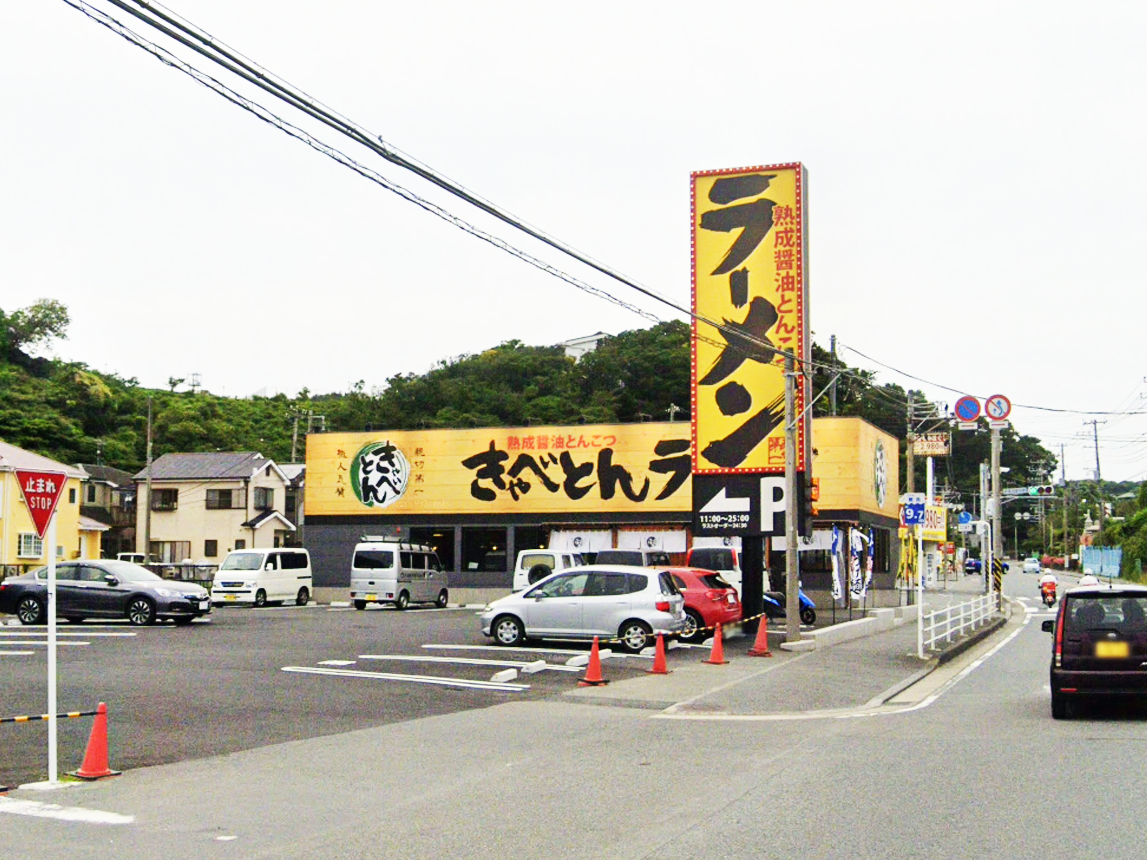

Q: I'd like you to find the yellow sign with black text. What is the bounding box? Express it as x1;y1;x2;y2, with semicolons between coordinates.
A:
691;163;808;474
306;424;692;517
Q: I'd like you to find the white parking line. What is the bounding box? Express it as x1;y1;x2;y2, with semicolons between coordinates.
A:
359;654;582;673
0;650;35;656
0;631;136;638
0;797;133;824
281;665;529;691
0;641;89;647
421;643;651;659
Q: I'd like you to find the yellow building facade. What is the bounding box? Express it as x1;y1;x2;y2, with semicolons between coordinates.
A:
0;440;101;576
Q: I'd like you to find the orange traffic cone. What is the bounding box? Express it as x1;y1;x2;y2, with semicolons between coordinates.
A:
748;614;774;657
70;702;121;780
647;633;670;675
703;623;729;665
578;637;610;686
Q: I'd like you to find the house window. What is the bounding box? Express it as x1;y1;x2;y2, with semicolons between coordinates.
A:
254;487;274;511
151;489;178;511
69;488;77;504
206;489;245;509
205;539;218;558
86;484;96;503
18;533;43;558
235;539;246;550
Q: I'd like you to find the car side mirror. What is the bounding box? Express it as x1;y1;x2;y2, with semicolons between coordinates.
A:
1041;620;1054;633
104;575;119;587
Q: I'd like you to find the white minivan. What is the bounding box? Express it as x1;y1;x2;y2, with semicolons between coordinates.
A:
212;548;313;607
350;540;448;611
511;549;585;592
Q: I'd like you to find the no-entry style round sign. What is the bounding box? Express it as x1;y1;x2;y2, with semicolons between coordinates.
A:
954;396;981;422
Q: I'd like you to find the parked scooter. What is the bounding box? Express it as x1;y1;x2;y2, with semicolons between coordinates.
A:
762;589;817;625
1040;581;1057;608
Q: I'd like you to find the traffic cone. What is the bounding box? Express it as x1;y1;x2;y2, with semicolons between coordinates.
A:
703;623;729;665
647;633;670;675
748;614;774;657
70;702;121;780
578;637;609;686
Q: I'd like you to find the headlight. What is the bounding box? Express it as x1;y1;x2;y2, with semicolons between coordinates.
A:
155;588;184;598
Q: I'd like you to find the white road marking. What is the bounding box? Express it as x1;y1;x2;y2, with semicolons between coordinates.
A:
0;650;36;656
281;665;529;691
0;641;89;647
0;797;133;825
318;659;356;666
0;631;136;638
359;654;581;673
421;643;651;659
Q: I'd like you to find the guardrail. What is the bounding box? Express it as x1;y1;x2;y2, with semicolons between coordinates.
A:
922;594;995;652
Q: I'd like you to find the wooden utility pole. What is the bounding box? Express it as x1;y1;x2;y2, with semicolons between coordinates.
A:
906;391;915;493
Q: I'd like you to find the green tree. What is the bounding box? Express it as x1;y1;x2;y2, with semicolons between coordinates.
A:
5;299;70;354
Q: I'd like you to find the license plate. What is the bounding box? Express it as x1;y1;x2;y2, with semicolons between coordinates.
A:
199;600;209;611
1096;640;1130;658
365;593;378;601
225;595;237;601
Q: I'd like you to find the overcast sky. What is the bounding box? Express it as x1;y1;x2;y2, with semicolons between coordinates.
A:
3;1;1145;482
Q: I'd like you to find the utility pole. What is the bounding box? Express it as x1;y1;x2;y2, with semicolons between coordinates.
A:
1085;420;1105;532
290;412;300;463
829;334;838;416
991;426;1003;564
1061;443;1070;566
906;391;915;493
784;353;800;645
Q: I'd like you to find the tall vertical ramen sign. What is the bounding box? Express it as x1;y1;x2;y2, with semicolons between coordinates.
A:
691;163;809;475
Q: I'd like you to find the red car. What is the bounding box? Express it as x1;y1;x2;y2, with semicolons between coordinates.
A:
669;568;742;642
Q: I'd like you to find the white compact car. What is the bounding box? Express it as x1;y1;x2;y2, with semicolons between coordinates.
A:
480;564;684;653
212;548;313;607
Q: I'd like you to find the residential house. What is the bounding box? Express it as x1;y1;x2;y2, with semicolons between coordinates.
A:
133;452;295;563
77;463;137;558
558;332;609;361
281;463;305;535
0;440;106;577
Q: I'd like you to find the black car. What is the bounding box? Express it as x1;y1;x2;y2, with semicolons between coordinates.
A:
0;560;211;626
1042;583;1147;719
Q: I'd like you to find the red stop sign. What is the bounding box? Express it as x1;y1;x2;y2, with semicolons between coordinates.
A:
15;470;67;539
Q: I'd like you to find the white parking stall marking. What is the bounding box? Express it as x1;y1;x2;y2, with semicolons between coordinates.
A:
0;641;90;647
421;643;651;659
359;654;581;673
0;650;36;656
318;659;356;666
0;797;134;825
281;665;529;692
0;630;137;638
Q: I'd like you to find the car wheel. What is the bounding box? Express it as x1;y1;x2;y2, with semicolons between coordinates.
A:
618;620;653;653
127;597;156;626
394;591;409;611
253;589;267;608
800;607;817;626
296;587;310;606
353;599;367;611
492;615;525;647
16;596;46;625
1051;691;1069;720
682;609;705;643
435;589;449;609
527;563;551;585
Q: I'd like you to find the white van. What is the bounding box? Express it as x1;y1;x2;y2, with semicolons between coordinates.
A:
511;549;585;592
212;548;313;607
350;540;448;611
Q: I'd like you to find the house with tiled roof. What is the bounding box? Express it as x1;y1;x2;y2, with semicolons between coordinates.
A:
77;463;137;558
132;452;295;563
0;440;106;576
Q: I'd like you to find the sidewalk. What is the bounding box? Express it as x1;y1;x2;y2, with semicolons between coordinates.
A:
565;573;1008;716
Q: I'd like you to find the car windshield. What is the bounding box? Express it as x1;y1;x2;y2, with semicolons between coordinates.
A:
221;554;264;571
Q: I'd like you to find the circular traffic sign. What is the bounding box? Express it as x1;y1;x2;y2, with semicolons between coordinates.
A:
985;394;1012;421
954;395;981;422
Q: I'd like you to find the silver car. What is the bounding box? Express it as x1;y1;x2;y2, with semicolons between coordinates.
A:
480;564;685;653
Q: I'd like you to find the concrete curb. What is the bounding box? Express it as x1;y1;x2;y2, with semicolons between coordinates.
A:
935;615;1009;665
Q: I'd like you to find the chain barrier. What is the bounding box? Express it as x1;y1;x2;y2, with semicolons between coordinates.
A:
1;708;98;725
597;609;779;647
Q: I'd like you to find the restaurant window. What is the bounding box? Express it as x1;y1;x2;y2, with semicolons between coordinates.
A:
462;527;507;573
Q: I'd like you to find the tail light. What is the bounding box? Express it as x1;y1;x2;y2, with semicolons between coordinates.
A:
1054;604;1066;668
655;600;671;612
705;589;725;602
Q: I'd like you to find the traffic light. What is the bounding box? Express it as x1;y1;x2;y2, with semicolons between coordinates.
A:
800;474;819;537
1028;485;1054;496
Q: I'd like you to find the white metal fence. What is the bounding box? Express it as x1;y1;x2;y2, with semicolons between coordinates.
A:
922;594;995;652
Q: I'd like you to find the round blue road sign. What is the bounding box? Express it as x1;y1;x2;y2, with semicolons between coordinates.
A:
955;396;981;422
